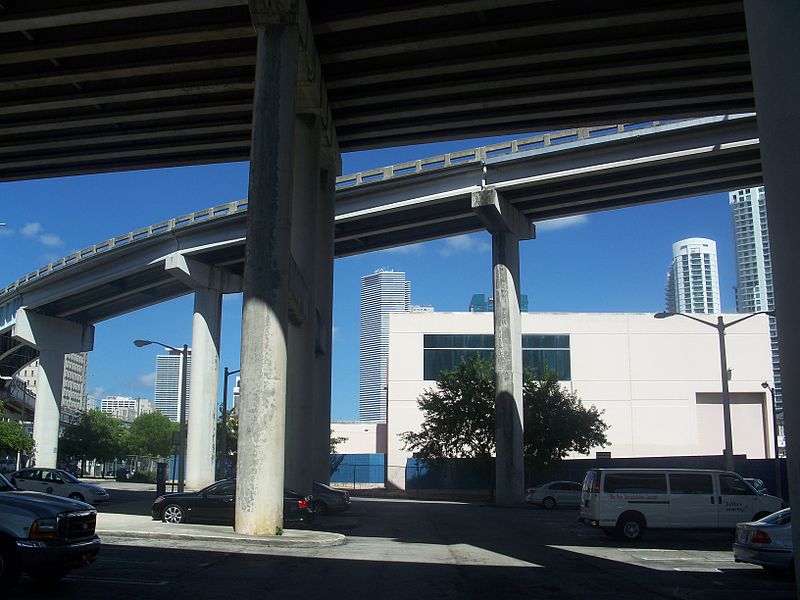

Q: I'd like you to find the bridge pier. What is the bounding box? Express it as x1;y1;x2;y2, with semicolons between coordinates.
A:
472;188;534;505
744;0;800;584
12;310;93;468
165;253;242;490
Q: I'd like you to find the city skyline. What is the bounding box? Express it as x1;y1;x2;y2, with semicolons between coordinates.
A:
0;133;744;422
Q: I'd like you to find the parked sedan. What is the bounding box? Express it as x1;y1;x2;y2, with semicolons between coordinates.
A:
10;467;109;504
311;481;351;514
734;508;793;572
526;481;582;509
151;479;314;526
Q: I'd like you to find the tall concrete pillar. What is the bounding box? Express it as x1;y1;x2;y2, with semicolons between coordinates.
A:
472;189;534;505
12;309;94;467
744;0;800;584
236;14;298;535
165;253;242;490
285;114;322;493
311;163;338;484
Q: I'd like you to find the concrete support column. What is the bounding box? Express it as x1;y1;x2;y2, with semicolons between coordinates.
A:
12;309;94;468
235;18;298;535
472;189;534;506
186;286;222;490
744;0;800;584
285;114;322;493
310;163;337;483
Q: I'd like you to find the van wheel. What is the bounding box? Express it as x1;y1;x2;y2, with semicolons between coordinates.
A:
542;497;557;510
617;512;645;542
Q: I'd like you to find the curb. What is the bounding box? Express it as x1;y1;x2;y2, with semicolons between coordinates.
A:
97;528;347;548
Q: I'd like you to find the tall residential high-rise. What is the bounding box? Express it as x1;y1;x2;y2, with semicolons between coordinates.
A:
665;238;721;314
17;352;89;415
729;186;781;407
154;349;191;423
359;270;410;422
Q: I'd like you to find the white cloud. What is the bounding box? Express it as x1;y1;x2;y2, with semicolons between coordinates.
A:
21;222;42;237
439;234;490;257
332;325;339;341
90;386;106;399
535;214;589;232
39;233;63;247
138;372;156;388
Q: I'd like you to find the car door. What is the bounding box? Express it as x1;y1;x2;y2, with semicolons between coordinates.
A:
563;482;582;506
668;472;715;527
12;469;39;492
198;481;235;524
41;469;67;496
717;473;757;527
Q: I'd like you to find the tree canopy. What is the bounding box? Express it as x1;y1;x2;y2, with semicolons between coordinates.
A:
59;410;127;463
127;411;178;457
400;356;609;466
0;420;34;455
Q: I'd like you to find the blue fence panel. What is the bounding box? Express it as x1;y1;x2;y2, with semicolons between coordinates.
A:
330;453;384;485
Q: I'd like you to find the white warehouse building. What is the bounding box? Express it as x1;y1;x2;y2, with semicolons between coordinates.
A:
386;311;776;490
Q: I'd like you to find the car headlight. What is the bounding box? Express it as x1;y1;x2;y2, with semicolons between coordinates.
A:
30;518;59;540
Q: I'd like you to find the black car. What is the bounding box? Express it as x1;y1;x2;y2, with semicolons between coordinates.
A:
311;481;351;514
150;479;314;526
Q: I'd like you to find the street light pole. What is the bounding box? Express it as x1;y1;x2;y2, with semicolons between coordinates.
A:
133;339;189;492
762;381;783;499
220;367;239;479
654;311;774;473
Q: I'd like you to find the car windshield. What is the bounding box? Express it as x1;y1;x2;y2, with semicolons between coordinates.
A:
59;471;80;483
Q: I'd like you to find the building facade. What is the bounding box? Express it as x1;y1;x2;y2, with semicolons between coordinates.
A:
385;311;776;490
17;352;89;416
359;270;411;422
665;238;721;314
100;395;154;423
154;350;191;423
729;186;781;409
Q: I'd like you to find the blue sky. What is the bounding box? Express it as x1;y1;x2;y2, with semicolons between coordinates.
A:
0;133;737;421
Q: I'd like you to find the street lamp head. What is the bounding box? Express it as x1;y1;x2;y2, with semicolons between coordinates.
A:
761;381;770;390
133;339;153;347
653;312;674;319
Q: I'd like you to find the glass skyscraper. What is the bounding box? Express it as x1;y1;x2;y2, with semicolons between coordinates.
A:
730;186;781;407
154;349;191;423
359;270;410;422
665;238;721;314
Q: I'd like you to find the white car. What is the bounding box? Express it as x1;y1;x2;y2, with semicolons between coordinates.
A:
10;467;109;504
734;508;793;571
526;481;582;509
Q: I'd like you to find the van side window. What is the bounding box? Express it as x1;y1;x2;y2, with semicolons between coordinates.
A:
669;473;713;494
604;474;667;494
719;474;756;495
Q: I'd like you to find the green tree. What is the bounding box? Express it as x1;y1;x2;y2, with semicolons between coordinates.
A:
330;430;348;475
522;370;609;468
59;410;127;466
400;356;609;467
127;411;178;457
0;420;34;455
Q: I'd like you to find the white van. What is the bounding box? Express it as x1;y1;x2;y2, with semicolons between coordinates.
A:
578;468;783;541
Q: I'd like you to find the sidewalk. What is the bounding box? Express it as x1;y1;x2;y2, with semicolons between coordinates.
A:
96;512;346;548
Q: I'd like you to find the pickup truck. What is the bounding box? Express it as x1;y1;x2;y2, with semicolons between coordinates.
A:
0;473;100;587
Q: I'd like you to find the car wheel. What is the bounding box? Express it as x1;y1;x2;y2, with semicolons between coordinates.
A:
617;512;645;542
162;504;185;524
542;497;557;510
313;501;329;515
0;542;20;588
68;492;85;502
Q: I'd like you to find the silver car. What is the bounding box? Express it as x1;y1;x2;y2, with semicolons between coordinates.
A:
10;467;109;504
526;480;582;509
734;508;793;571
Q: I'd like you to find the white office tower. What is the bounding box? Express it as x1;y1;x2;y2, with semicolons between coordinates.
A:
730;186;781;407
154;349;191;423
360;270;410;422
665;238;721;314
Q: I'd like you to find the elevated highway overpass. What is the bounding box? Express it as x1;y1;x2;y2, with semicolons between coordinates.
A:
1;1;798;561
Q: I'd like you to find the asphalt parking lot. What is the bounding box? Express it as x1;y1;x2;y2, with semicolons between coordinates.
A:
9;485;796;600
